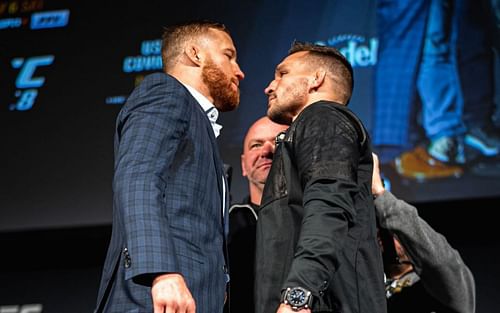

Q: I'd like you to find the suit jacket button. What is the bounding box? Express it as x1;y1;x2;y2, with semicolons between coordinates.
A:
123;248;131;268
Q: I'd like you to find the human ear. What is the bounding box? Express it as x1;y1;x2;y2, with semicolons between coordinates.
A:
241;154;248;177
308;69;326;93
312;69;326;88
184;45;202;66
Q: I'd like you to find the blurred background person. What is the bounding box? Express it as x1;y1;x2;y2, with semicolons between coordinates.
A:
372;153;476;313
373;0;500;180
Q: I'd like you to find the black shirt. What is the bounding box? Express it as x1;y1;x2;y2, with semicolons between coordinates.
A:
225;197;259;313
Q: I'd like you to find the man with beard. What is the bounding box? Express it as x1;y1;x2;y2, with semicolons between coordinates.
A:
95;21;244;313
225;116;288;313
254;42;386;313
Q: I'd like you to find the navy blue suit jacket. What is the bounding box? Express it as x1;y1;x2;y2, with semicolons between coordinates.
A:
95;73;229;313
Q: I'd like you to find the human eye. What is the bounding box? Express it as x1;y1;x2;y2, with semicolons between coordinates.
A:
276;67;288;77
224;49;235;60
250;142;262;149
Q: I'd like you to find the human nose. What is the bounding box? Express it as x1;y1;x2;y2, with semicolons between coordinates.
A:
264;80;276;95
234;63;245;81
260;141;275;158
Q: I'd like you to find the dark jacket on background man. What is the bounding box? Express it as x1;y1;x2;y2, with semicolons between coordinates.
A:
255;101;387;313
225;197;259;313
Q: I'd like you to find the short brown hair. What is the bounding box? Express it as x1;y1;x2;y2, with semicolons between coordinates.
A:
289;41;354;104
161;20;229;71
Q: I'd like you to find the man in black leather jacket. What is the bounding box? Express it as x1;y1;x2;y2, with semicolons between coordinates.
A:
254;42;387;313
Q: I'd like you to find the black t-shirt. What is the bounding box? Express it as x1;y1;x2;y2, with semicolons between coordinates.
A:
225;198;259;313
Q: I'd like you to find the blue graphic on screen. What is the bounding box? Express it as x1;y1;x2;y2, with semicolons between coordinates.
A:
0;17;22;29
105;39;163;105
30;10;70;30
316;35;378;68
123;39;162;73
9;55;55;111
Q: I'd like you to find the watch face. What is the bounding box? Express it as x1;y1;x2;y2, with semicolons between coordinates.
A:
287;288;307;306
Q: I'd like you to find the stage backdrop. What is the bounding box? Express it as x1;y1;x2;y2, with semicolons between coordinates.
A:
1;1;500;313
1;0;499;228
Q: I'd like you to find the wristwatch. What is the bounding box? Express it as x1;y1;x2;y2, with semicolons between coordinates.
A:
281;286;313;311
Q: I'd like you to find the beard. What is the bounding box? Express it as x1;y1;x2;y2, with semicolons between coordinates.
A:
267;78;308;125
202;59;240;112
267;102;294;125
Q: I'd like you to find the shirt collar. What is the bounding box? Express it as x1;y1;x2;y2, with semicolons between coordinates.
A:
181;83;223;137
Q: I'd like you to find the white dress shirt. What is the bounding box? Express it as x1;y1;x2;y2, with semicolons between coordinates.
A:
181;83;226;216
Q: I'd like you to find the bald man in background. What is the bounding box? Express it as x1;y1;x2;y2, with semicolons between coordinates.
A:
225;116;288;313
